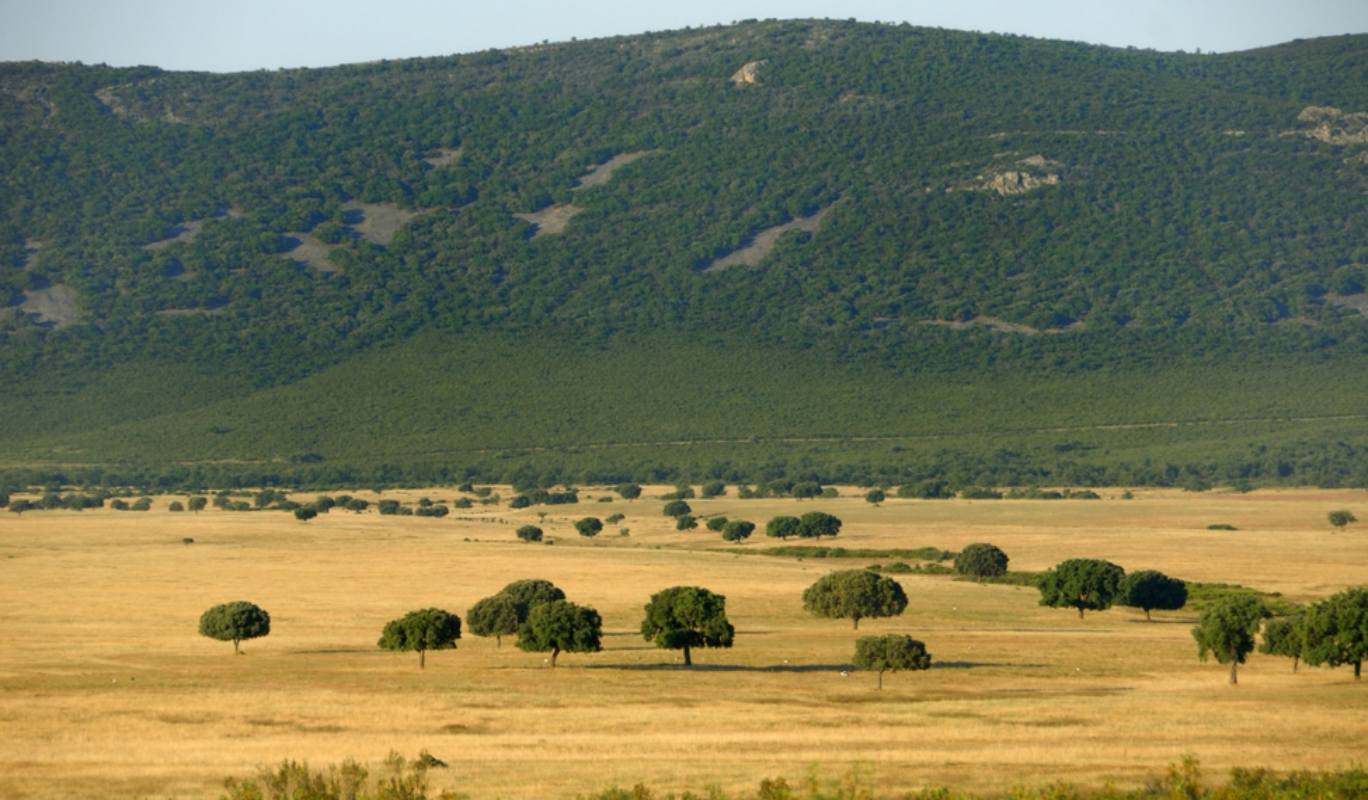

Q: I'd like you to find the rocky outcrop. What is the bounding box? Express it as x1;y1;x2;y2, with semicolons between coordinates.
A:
968;155;1062;195
1295;106;1368;145
730;60;766;86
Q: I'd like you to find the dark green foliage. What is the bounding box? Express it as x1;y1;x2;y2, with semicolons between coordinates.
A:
8;499;35;514
345;498;369;512
1328;510;1358;529
959;486;1003;500
640;586;735;667
615;483;642;500
574;517;603;538
791;482;822;499
509;495;532;509
899;481;954;499
605;512;624;524
796;512;842;539
766;516;800;540
675;514;698;531
131;497;152;511
515;524;543;543
377;608;461;669
661;486;695;501
1119;570;1188;621
168;500;185;512
706;516;728;532
701;481;726;498
953;543;1010;580
662;500;691;518
467;594;520;647
1037;559;1126;619
803;569;908;629
414;504;448;517
720;520;755;543
294;506;317;522
198;601;271;654
1207;524;1238;531
853;634;931;689
1302;587;1368;680
221;752;441;800
517;600;603;667
763;545;952;561
864;489;885;506
499;579;566;620
0;493;7;508
1192;595;1268;685
378;499;402;515
1260;613;1307;672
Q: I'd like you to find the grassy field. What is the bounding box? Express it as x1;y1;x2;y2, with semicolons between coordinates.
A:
1;488;1366;799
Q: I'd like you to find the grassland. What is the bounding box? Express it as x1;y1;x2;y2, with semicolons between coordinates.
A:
1;488;1366;799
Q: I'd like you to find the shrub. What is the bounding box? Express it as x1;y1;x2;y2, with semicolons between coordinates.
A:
676;514;698;531
662;500;691;517
701;481;726;497
953;543;1009;580
516;525;543;543
706;516;729;532
721;520;755;543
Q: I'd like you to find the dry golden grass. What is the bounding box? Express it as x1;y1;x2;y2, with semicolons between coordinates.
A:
1;488;1366;799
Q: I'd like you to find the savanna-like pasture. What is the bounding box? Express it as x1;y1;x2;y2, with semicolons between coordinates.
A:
1;488;1366;799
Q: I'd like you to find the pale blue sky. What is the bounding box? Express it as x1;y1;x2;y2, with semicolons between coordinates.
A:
1;0;1365;72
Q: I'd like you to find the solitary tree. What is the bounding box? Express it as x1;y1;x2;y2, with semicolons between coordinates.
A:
517;600;603;667
294;507;317;522
663;500;692;518
467;594;521;647
574;517;603;538
676;514;698;531
797;512;842;539
864;489;886;506
953;543;1009;581
378;608;461;669
721;520;755;543
168;501;185;512
500;579;567;620
198;601;271;655
641;586;735;666
616;483;642;500
766;516;800;540
1119;570;1188;621
345;498;370;513
1260;613;1307;673
853;634;932;689
1037;559;1126;619
803;570;908;629
1303;587;1368;680
1329;510;1358;530
701;481;727;498
1192;595;1267;685
187;496;208;513
516;525;543;543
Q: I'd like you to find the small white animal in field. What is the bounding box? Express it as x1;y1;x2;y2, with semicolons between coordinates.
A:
840;671;848;678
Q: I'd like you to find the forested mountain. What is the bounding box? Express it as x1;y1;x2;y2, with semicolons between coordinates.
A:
2;20;1366;489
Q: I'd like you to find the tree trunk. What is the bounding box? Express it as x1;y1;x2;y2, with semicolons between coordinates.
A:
551;647;560;668
1356;660;1361;680
853;617;860;630
1293;656;1299;674
419;649;426;670
877;670;884;690
1229;660;1238;685
1077;606;1085;620
683;645;692;667
495;635;501;648
1145;608;1153;622
233;639;240;655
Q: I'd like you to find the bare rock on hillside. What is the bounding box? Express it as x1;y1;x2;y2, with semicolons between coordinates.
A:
730;60;766;85
1295;106;1368;145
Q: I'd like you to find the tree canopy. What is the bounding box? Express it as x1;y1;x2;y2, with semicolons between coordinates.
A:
766;516;800;540
517;599;603;667
1302;587;1368;680
1192;595;1268;685
852;634;932;689
198;601;271;655
803;569;908;629
1037;559;1126;619
1119;570;1188;621
377;608;462;669
1260;613;1307;673
796;512;842;539
953;543;1009;580
640;586;735;666
467;594;521;647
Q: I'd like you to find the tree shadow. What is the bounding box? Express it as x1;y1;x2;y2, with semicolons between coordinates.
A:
586;662;855;673
931;661;1048;670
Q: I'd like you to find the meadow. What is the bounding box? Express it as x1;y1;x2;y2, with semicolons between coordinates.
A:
1;487;1366;799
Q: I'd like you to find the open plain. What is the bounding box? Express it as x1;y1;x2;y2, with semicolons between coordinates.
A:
1;487;1366;799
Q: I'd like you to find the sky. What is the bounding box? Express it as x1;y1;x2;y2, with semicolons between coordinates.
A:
1;0;1365;73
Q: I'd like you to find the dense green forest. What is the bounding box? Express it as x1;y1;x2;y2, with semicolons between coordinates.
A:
1;20;1365;488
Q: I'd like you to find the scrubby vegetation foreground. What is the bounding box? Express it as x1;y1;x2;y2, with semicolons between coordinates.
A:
219;756;1368;800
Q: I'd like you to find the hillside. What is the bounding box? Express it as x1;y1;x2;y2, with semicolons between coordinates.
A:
1;20;1366;488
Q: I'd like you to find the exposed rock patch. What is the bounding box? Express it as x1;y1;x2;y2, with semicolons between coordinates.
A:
924;316;1082;336
703;205;834;272
143;220;204;251
342;202;420;245
515;204;584;238
959;155;1062;196
19;284;78;328
1294;106;1368;145
423;148;462;168
156;307;226;318
1326;293;1368;317
573;151;657;190
730;60;766;86
21;240;44;271
281;234;341;273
